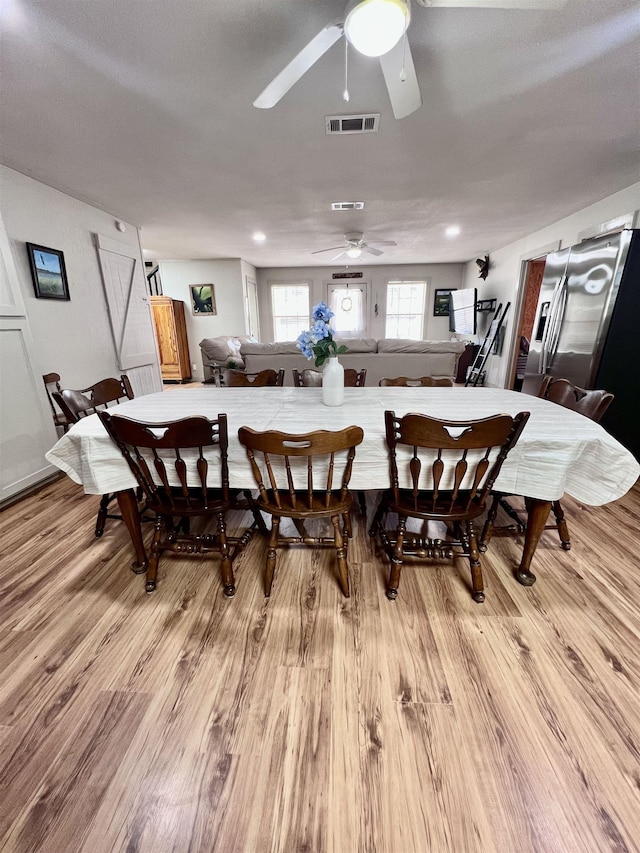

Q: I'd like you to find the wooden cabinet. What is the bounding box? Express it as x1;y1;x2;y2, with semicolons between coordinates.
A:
149;296;192;382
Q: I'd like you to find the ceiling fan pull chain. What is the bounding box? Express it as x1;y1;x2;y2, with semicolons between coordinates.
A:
343;37;350;102
400;5;408;82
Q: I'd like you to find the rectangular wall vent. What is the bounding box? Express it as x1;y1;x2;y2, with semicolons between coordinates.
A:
325;114;380;135
331;201;365;211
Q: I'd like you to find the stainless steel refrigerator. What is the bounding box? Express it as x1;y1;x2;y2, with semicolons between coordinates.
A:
523;228;640;460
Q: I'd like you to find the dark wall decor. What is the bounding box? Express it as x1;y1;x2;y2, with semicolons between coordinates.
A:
189;284;216;315
433;288;456;317
26;243;70;300
476;255;490;280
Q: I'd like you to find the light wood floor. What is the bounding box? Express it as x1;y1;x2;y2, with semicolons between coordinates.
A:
0;475;639;852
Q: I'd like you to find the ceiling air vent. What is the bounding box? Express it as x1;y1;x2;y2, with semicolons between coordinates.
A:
331;201;365;211
325;114;380;135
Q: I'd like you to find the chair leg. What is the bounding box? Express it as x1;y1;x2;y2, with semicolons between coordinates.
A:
552;500;571;550
145;516;164;593
387;515;407;600
264;516;280;597
357;490;367;517
243;489;268;535
292;518;308;538
331;514;350;598
95;493;112;537
467;521;485;603
369;493;388;538
479;493;500;552
216;512;236;597
343;509;353;539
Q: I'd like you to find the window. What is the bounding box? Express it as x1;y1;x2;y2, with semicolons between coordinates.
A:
385;281;427;339
271;284;310;341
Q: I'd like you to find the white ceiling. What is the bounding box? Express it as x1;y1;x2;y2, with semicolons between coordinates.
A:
1;0;639;266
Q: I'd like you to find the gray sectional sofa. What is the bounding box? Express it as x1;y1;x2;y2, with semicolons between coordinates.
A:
200;335;466;386
198;337;465;386
241;338;465;385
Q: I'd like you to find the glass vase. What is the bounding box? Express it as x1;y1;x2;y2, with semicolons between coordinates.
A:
322;356;344;406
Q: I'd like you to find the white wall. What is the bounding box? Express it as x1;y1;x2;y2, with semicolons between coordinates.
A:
0;165;153;389
158;259;247;381
256;263;465;341
461;182;640;388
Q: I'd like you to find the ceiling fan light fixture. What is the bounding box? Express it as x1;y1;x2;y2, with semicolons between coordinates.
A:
346;245;363;259
344;0;410;58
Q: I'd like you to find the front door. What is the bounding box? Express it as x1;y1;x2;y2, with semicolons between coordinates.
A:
325;281;369;338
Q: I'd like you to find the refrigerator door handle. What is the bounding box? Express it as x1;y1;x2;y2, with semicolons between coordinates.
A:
540;277;563;373
547;278;568;369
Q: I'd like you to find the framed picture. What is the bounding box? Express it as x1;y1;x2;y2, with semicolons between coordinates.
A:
190;284;216;315
433;288;456;317
26;243;70;300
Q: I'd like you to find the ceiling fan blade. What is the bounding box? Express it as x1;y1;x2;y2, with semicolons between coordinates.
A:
362;245;384;256
254;22;343;109
330;251;348;262
367;240;397;246
311;245;347;255
379;37;422;120
415;0;565;8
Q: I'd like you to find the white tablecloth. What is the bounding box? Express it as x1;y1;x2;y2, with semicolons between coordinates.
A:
45;387;639;505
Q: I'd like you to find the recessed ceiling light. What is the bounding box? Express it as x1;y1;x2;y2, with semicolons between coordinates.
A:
445;225;461;238
252;232;266;242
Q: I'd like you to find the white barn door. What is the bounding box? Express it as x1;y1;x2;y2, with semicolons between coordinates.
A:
94;234;162;396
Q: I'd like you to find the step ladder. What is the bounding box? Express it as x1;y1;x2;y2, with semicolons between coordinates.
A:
465;302;510;387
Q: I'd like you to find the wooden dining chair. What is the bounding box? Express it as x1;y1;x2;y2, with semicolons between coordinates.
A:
224;368;284;387
480;376;614;551
42;372;70;433
369;409;530;602
238;424;364;597
292;366;368;516
53;375;136;537
292;367;367;387
379;376;453;387
99;411;249;597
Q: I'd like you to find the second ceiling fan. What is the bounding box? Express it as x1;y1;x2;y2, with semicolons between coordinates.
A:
312;231;397;261
253;0;564;120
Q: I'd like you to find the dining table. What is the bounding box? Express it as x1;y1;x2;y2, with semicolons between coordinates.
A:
45;386;640;587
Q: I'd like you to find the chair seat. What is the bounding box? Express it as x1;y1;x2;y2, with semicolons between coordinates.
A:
386;491;486;522
256;491;353;519
148;487;231;517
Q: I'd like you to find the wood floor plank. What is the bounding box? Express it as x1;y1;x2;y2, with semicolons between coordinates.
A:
0;473;638;852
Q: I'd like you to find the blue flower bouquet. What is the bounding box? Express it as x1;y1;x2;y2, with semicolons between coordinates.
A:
296;302;348;367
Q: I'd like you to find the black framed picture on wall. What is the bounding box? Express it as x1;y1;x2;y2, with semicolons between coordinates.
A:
433;288;456;317
189;284;217;315
26;243;70;300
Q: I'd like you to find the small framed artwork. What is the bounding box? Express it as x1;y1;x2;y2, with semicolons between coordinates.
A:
433;288;456;317
26;243;70;300
190;284;216;315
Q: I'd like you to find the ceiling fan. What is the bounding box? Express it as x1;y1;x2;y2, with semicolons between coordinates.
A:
311;231;397;261
254;0;565;120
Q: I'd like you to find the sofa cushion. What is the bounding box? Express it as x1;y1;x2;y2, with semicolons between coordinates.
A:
336;337;378;353
241;341;301;356
377;338;466;354
241;338;377;356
